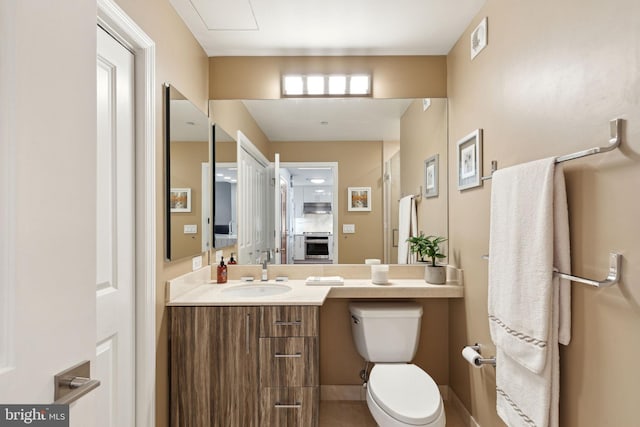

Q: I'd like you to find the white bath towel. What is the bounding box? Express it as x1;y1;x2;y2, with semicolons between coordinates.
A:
488;157;571;427
397;195;418;264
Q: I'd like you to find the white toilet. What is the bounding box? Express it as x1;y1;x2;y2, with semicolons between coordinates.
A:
349;302;445;427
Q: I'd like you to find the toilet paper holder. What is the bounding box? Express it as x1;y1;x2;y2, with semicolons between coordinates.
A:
463;344;496;367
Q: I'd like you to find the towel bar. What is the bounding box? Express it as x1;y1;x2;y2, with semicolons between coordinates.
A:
481;118;623;180
481;252;622;288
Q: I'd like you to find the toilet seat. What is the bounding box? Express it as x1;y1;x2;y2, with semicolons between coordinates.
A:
368;364;442;425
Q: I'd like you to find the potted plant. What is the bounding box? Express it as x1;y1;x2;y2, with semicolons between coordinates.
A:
407;233;447;284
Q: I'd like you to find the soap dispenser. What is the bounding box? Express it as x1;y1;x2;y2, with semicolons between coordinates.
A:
228;253;237;264
217;256;228;284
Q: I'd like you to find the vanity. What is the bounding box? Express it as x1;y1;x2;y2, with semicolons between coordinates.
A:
167;265;463;427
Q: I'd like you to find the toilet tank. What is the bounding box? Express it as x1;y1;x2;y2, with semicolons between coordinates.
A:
349;302;423;363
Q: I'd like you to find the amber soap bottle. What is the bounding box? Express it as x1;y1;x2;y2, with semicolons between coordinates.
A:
217;257;228;284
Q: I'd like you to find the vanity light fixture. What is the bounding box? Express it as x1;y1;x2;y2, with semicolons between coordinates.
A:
282;74;371;97
283;75;304;96
328;75;347;95
306;75;325;95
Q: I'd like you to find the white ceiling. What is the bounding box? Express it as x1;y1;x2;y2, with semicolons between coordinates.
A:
170;99;209;141
169;0;486;56
242;98;414;141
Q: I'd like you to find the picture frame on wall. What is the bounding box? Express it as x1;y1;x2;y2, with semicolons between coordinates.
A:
347;187;372;211
470;17;488;59
457;129;483;191
424;154;439;198
170;188;191;212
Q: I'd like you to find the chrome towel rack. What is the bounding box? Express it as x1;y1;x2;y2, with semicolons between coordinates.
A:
480;118;624;288
481;252;622;288
481;118;623;180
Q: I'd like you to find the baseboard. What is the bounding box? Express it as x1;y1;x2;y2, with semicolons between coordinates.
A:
446;386;481;427
320;385;366;401
321;384;480;427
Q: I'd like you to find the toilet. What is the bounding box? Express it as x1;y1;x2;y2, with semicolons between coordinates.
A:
349;302;445;427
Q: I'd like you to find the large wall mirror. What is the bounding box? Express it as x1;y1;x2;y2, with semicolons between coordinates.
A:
210;98;448;265
164;84;213;261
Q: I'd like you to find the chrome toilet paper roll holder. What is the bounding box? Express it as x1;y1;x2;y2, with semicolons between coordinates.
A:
464;344;496;367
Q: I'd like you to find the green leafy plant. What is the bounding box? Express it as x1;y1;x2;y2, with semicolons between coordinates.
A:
407;233;447;266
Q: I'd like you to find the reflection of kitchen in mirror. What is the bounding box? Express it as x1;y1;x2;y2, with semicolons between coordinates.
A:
164;84;213;261
280;163;337;264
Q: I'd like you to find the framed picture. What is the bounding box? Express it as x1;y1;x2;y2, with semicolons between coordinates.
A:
457;129;483;191
347;187;372;212
470;17;488;59
424;154;439;198
170;188;191;212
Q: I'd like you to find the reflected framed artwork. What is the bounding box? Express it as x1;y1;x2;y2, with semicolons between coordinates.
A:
347;187;371;211
457;129;483;191
170;188;191;212
424;154;439;198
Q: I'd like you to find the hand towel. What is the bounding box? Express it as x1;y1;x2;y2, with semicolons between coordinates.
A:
397;195;418;264
488;157;571;427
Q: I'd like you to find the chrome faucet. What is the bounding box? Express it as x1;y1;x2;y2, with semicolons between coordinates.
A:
261;260;268;281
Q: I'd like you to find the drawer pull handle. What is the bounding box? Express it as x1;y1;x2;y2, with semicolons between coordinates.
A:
274;402;302;409
274;352;302;358
274;320;302;326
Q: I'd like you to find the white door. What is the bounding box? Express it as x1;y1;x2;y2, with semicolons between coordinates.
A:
237;134;270;264
0;1;98;424
201;162;211;253
273;153;281;264
96;26;135;427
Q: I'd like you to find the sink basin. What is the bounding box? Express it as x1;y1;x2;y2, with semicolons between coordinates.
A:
221;283;292;298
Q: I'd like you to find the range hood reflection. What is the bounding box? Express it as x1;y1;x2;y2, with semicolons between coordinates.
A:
303;202;332;214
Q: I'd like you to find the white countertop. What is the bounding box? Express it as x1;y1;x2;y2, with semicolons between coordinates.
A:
167;279;463;306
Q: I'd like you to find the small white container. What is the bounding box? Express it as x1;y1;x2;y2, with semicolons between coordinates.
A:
371;264;390;285
365;258;381;265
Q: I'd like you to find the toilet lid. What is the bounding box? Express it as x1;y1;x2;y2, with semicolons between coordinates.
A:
368;364;442;425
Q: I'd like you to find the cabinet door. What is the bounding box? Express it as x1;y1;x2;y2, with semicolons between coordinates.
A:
171;306;260;427
211;306;260;426
294;236;305;260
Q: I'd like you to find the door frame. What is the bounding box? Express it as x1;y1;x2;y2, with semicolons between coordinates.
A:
280;161;339;263
97;1;156;426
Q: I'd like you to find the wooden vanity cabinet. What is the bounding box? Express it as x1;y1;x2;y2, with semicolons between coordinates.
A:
170;306;260;427
170;305;319;427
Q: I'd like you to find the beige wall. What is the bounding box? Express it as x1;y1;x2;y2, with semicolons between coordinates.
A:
447;1;640;426
210;99;271;156
210;56;447;99
113;1;209;427
320;299;449;387
400;99;448;248
270;140;384;263
169;141;209;259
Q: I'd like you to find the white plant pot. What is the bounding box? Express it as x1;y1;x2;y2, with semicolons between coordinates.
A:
424;265;446;284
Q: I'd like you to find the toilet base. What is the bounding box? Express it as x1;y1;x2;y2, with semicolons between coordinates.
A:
366;385;446;427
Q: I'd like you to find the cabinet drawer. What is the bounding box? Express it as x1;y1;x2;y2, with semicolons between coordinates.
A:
260;387;318;427
260;306;318;337
260;337;318;387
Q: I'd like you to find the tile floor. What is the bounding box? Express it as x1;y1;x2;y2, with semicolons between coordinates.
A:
319;400;466;427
